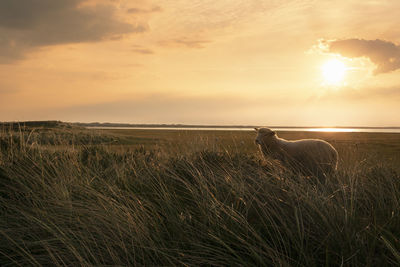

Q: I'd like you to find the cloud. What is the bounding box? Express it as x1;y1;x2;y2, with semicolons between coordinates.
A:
132;48;154;55
0;81;19;95
127;6;162;14
131;45;154;55
0;0;146;63
46;93;298;124
327;38;400;74
159;37;211;49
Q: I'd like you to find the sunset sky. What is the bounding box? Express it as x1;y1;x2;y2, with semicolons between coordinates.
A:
1;0;400;126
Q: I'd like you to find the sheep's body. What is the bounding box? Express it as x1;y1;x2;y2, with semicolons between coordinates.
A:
255;128;338;176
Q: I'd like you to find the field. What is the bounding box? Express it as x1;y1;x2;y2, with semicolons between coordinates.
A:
1;124;400;266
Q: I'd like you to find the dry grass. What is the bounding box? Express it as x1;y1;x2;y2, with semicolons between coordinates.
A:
1;126;400;266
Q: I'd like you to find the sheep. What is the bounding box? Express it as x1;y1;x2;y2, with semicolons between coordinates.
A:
255;128;338;176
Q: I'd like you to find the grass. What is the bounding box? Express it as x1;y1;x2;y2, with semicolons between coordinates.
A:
1;126;400;266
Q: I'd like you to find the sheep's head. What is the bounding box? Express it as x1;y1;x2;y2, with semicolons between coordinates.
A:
254;127;276;146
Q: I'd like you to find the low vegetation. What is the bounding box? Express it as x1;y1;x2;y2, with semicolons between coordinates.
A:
1;125;400;266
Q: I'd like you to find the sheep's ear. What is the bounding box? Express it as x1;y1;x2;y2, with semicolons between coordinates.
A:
254;128;259;132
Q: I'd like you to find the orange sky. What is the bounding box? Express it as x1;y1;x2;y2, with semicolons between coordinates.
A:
1;0;400;126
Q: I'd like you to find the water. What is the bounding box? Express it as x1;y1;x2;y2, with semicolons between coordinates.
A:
87;126;400;133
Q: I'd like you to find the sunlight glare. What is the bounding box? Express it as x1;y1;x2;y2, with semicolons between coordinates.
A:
321;59;347;86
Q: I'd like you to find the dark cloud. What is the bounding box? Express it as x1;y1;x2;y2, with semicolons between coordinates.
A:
0;0;146;63
328;38;400;74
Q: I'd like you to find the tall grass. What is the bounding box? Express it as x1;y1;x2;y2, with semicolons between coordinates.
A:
1;129;400;266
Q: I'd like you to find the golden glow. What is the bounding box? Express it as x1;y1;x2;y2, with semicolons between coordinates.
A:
321;59;347;85
308;128;359;133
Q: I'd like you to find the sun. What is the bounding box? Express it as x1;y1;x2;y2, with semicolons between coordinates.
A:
321;59;347;86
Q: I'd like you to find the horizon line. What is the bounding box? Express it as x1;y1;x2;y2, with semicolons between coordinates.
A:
1;120;400;129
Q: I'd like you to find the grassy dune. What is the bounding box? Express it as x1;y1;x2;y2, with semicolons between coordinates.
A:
1;126;400;266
